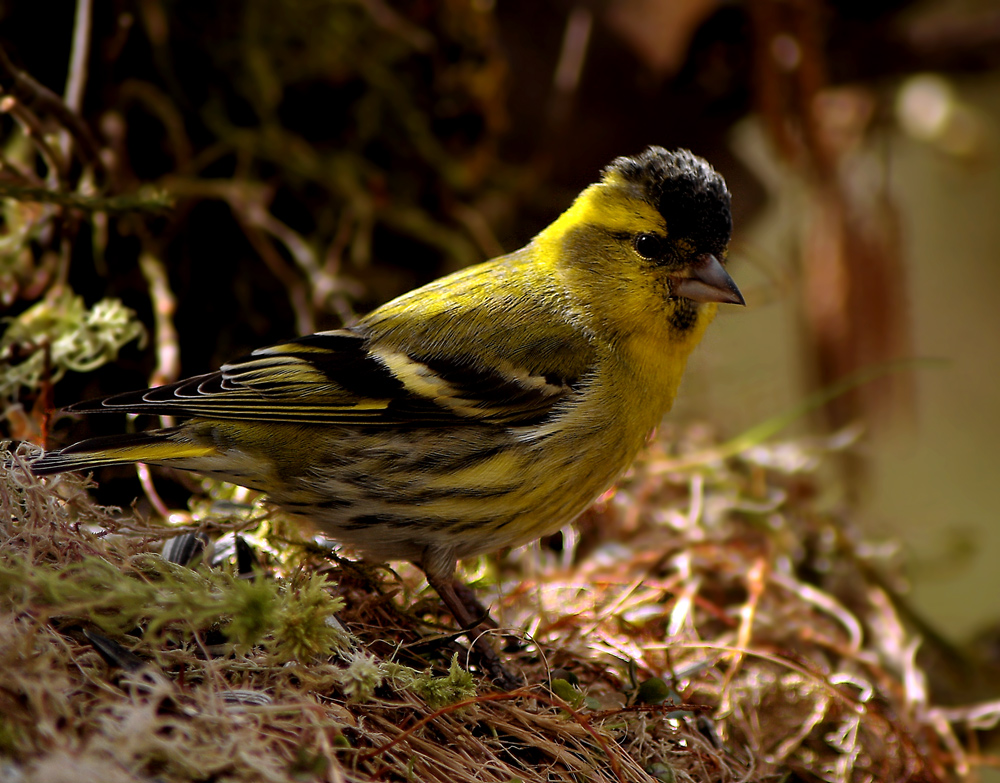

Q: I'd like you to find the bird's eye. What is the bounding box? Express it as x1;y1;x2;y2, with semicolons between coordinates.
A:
634;233;663;260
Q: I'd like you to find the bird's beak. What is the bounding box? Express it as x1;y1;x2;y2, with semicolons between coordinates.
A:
672;253;745;306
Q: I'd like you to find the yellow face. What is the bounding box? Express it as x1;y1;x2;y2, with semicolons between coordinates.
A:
531;165;737;349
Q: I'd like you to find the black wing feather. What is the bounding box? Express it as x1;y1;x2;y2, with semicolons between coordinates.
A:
63;327;581;427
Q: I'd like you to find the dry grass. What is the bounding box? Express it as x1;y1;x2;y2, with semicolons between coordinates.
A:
0;427;990;783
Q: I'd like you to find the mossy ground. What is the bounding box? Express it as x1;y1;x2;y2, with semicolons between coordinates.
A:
0;426;978;783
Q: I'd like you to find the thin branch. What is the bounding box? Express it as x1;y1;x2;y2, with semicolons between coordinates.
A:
0;182;173;214
62;0;93;161
1;96;69;183
0;43;104;175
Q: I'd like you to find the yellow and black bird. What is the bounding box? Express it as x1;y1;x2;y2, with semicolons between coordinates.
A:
33;147;743;674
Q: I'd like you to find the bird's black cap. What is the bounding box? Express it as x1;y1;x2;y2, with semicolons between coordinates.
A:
606;147;732;258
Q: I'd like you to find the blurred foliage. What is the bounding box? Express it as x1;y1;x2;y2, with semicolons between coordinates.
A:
0;293;146;405
0;0;510;457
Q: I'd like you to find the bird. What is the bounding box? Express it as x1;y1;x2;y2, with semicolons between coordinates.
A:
32;146;743;680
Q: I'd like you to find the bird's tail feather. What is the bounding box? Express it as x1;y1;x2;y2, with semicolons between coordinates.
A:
31;429;216;475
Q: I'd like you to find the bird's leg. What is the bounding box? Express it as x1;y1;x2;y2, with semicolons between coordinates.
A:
424;571;522;690
421;547;522;689
450;579;495;628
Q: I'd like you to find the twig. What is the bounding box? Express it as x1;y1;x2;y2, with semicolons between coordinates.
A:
0;182;172;213
0;44;103;174
62;0;93;161
135;462;170;519
1;96;69;183
118;80;193;170
138;252;180;389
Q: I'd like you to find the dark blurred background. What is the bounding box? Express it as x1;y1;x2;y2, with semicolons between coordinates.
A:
2;0;1000;692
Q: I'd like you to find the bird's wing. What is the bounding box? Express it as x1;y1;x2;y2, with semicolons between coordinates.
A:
67;316;594;427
